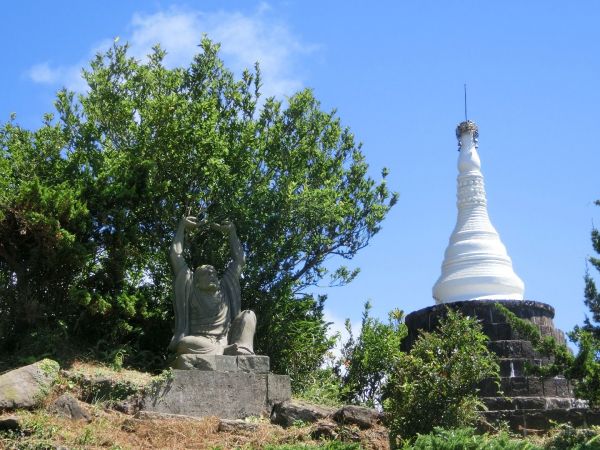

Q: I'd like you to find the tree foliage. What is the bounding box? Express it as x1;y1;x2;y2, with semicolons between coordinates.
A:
0;39;396;381
384;309;499;444
341;301;406;407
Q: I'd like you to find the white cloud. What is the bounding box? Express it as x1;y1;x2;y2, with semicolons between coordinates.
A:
324;309;361;361
28;63;61;84
26;5;313;99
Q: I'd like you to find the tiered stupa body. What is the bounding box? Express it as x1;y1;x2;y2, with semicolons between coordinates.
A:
432;121;524;304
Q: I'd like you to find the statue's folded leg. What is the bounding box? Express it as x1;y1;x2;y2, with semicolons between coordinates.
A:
226;310;256;355
176;334;225;355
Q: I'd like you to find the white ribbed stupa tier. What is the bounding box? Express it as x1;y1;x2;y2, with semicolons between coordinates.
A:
432;121;524;304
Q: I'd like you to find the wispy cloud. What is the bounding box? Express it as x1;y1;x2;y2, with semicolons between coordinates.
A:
324;309;360;361
26;5;313;99
28;63;61;84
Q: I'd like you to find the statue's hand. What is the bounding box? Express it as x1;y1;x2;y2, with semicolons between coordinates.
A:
210;220;234;234
183;216;203;229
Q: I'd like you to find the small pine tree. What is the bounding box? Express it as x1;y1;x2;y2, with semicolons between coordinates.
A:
583;206;600;336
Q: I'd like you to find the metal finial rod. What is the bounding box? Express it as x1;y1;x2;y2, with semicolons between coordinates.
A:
464;84;468;121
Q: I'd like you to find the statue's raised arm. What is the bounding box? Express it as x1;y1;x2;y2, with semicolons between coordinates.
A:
210;221;245;276
210;221;244;319
170;216;203;275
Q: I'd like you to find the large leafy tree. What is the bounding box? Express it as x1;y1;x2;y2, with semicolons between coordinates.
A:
0;39;396;383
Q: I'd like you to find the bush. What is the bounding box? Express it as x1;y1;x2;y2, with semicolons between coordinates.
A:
341;302;406;407
384;309;500;445
401;427;539;450
543;424;600;450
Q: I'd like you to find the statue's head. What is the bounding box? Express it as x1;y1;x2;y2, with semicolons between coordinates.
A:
194;265;219;292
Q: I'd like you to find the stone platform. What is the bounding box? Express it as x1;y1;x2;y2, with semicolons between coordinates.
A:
141;355;291;419
404;300;595;433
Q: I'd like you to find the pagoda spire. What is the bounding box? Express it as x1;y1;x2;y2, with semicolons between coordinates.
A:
432;121;524;304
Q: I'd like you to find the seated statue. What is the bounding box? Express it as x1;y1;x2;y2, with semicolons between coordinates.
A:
168;216;256;356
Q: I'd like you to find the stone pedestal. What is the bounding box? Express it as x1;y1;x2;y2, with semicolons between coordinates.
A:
404;300;593;433
142;355;291;419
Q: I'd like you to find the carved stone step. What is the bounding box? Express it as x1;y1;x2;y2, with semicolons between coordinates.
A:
488;340;537;359
482;408;600;433
480;322;566;343
478;376;574;398
498;358;551;377
481;396;587;411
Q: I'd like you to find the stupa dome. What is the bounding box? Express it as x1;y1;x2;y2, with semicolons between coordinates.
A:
432;121;524;304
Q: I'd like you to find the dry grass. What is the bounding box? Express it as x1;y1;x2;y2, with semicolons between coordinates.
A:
0;408;389;449
65;360;155;386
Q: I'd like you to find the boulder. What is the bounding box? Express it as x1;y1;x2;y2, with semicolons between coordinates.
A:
310;421;338;440
0;359;59;410
332;405;382;429
270;400;335;427
48;393;91;421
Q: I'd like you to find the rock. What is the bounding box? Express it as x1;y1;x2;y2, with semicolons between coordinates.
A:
310;421;338;440
332;405;382;429
270;400;335;427
112;396;141;415
218;419;259;432
48;393;91;421
0;359;59;410
0;415;21;432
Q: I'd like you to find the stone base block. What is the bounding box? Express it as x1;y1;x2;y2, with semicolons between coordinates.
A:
171;354;270;373
141;370;291;419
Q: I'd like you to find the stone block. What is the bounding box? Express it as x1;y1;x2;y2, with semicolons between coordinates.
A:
541;377;571;398
142;369;290;419
477;378;500;396
267;374;292;408
509;377;530;396
237;356;270;373
527;377;544;396
143;370;268;419
500;359;537;377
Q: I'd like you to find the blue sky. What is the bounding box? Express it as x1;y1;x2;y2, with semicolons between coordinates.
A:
2;1;600;341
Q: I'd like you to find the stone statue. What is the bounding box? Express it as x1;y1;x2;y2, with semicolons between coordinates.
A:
168;216;256;356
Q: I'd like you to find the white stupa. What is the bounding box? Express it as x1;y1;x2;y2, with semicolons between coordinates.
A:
432;120;524;304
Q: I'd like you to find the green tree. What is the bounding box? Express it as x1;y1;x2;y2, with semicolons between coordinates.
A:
0;39;396;384
567;202;600;406
0;115;91;355
384;309;499;445
341;301;406;407
582;202;600;337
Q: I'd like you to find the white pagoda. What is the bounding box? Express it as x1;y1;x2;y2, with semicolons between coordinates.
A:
432;120;524;304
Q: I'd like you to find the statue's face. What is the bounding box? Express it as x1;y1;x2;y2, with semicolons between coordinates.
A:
194;265;219;292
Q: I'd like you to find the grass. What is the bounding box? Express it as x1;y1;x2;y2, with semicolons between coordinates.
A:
0;409;384;449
